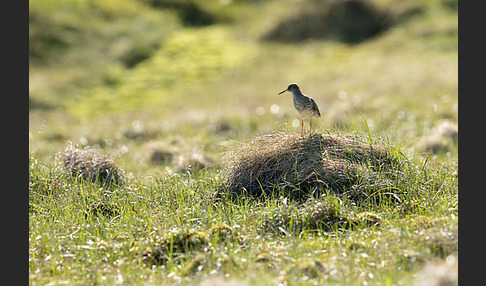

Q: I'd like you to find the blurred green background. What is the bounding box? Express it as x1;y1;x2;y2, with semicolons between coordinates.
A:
29;0;458;175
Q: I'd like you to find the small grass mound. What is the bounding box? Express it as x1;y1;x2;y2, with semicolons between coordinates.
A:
57;143;123;187
209;222;244;245
142;229;211;266
262;0;396;44
261;198;356;235
145;0;219;27
142;224;245;267
222;131;404;202
143;140;212;173
283;258;326;284
85;198;121;218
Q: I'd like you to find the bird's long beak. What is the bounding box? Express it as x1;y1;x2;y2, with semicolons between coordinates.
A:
278;89;288;95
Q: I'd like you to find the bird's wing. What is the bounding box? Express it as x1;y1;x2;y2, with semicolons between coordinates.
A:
309;97;321;116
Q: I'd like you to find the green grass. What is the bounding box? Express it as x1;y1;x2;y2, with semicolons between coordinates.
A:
30;0;457;284
29;143;457;285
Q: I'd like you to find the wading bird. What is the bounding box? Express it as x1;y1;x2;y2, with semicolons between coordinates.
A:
278;83;321;136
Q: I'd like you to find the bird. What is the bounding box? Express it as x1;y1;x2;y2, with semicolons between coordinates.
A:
278;83;321;137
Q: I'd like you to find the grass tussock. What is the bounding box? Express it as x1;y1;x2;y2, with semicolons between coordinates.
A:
261;197;382;236
283;258;326;283
222;131;403;202
261;198;355;235
142;223;244;266
209;222;244;245
142;229;211;266
57;143;123;187
262;0;396;44
85;197;121;218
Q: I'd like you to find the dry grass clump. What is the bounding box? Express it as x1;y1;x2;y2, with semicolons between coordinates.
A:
57;143;123;187
415;120;458;154
413;259;457;286
222;131;402;202
422;229;458;259
143;140;212;173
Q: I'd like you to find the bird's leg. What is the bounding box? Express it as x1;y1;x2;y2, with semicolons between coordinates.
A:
301;117;304;136
309;117;312;137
